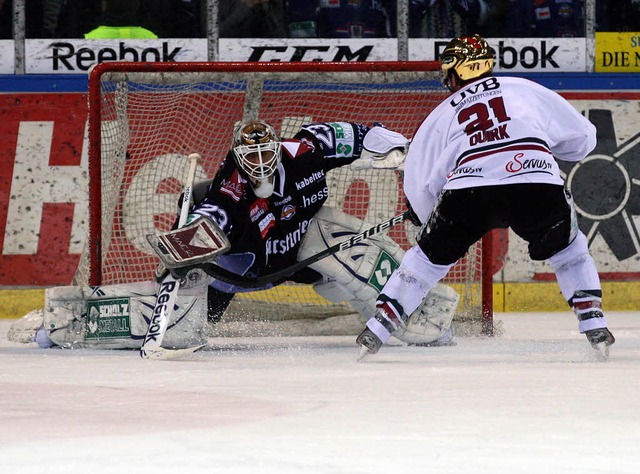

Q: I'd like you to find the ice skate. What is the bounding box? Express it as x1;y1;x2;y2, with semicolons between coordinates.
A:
356;327;383;361
585;328;615;359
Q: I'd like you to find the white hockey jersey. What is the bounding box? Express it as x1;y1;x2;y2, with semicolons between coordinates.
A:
404;76;597;223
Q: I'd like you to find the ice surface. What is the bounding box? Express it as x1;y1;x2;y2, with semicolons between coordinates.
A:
1;312;640;474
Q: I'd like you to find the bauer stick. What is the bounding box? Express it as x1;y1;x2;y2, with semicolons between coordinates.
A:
172;210;411;289
140;153;201;359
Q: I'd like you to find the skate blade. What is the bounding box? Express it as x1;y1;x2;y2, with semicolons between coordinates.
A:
356;345;370;362
593;341;611;361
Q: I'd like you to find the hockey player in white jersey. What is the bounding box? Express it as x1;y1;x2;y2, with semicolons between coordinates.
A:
356;34;615;359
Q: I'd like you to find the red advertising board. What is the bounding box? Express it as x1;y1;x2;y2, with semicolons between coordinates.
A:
0;94;87;285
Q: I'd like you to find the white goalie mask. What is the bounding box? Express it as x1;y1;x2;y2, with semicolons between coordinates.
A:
232;120;282;198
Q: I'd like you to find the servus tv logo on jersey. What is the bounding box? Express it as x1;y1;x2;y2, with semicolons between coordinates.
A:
86;298;132;340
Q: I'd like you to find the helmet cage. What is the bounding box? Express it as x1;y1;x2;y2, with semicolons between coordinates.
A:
232;121;282;180
233;141;282;180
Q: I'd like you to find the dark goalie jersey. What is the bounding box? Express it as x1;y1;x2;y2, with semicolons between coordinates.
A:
190;122;370;293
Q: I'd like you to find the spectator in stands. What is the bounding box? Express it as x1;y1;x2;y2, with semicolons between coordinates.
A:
84;0;158;39
140;0;205;38
33;0;100;38
596;0;640;32
532;0;584;37
410;0;492;38
500;0;584;37
286;0;318;38
219;0;287;38
316;0;396;38
492;0;532;37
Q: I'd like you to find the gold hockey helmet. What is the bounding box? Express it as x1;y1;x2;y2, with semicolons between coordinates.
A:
440;34;495;90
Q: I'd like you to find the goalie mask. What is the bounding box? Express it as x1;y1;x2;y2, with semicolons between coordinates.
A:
232;120;282;198
440;34;495;92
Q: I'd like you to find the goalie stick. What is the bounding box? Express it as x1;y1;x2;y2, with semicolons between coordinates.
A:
141;153;201;359
173;210;411;289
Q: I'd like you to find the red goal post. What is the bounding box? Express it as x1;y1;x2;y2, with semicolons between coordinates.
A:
82;61;494;335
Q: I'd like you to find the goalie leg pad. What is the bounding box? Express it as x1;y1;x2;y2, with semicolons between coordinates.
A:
299;206;404;322
312;278;376;321
43;280;208;350
393;283;460;345
7;309;46;344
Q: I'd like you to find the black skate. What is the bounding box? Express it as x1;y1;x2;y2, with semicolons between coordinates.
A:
356;328;383;361
585;328;615;359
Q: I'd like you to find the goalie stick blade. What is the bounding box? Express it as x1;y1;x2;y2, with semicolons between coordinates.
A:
140;344;207;360
146;216;231;269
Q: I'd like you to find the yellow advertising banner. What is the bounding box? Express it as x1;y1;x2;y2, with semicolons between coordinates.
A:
595;32;640;72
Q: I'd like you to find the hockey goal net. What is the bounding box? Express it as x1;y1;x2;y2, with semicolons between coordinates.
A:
80;61;493;336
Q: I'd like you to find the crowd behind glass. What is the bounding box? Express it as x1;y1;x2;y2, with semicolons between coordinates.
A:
0;0;638;40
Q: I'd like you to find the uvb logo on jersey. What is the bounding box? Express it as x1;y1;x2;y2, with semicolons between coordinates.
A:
86;298;132;340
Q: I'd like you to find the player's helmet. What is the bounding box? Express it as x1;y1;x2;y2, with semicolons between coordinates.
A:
232;120;282;197
440;34;495;91
233;120;282;180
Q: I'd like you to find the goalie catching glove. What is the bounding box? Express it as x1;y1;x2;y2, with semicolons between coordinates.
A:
349;125;410;171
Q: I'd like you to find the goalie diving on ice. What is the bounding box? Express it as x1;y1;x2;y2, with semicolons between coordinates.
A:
147;119;459;348
10;120;460;352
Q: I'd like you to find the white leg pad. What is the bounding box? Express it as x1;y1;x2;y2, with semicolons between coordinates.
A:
7;309;46;344
300;206;404;321
42;280;208;350
393;283;460;345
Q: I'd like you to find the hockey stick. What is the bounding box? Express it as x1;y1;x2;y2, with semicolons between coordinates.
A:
175;210;410;289
141;153;201;359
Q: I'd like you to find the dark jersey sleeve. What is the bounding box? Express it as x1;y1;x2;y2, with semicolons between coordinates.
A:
294;122;370;171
